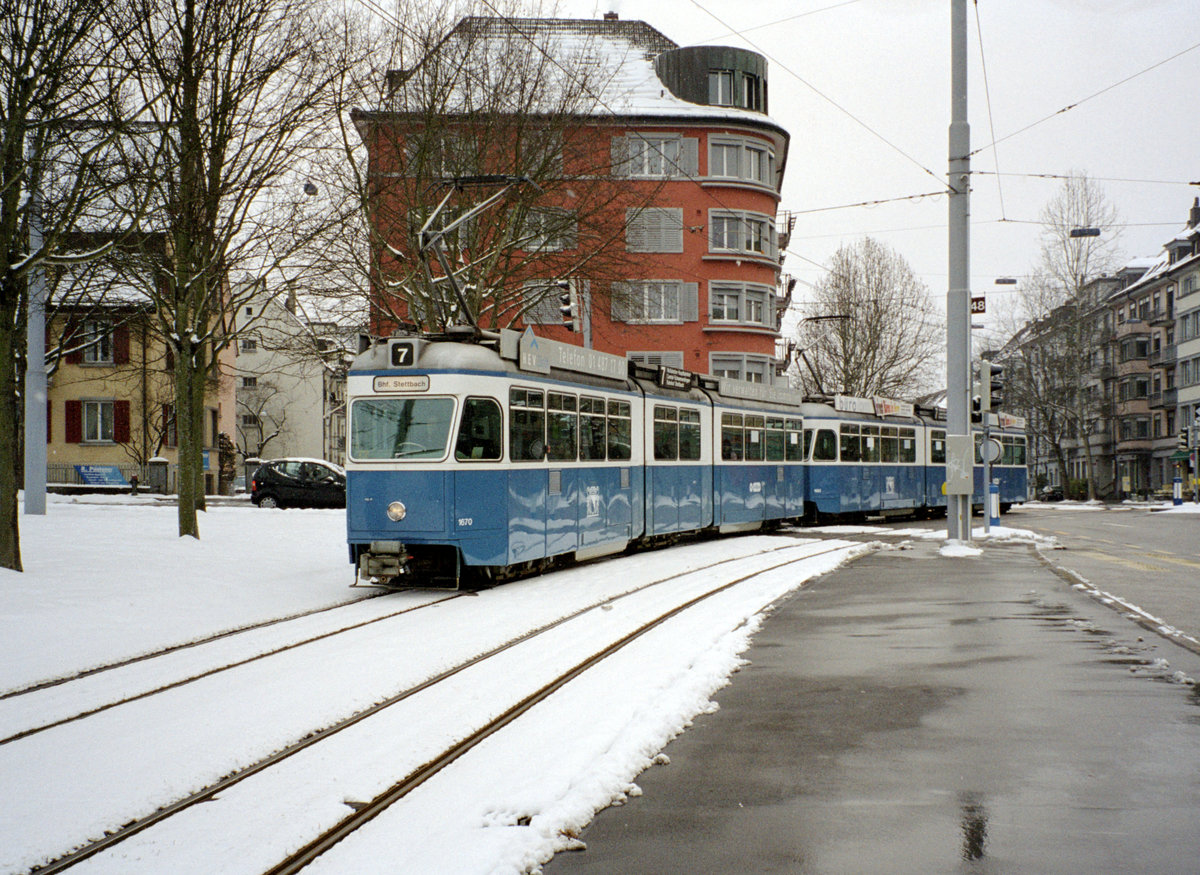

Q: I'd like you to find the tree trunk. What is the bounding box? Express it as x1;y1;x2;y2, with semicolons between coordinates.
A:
175;348;199;539
0;302;23;570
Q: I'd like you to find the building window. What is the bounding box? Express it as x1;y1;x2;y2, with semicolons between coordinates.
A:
709;282;774;328
635;281;681;322
628;135;681;177
711;353;774;384
708;210;776;258
240;337;257;352
626;207;683;253
242;376;258;388
81;319;114;364
612;281;698;324
708;137;775;186
83;400;114;442
742;73;763;111
708;70;734;105
242;413;261;427
519;208;576;252
522;279;573;325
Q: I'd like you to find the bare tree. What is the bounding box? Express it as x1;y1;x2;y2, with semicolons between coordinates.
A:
110;0;351;538
335;3;658;336
999;173;1123;500
789;237;941;400
0;0;137;570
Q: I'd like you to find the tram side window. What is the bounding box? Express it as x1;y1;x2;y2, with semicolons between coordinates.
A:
931;430;946;465
813;429;837;461
880;426;898;463
861;426;881;463
1014;436;1026;466
786;419;805;461
974;433;983;464
899;428;917;463
745;415;765;461
679;408;702;461
455;397;502;461
607;399;632;461
721;413;744;461
510;388;546;461
547;392;577;461
580;396;607;460
840;424;861;462
766;417;785;461
654;405;679;461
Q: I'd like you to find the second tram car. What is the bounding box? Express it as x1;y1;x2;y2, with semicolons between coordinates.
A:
345;330;1028;588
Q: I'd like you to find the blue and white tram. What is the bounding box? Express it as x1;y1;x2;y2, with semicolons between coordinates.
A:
344;329;1027;587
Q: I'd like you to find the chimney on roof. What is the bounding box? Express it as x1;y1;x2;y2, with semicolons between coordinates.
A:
1190;197;1200;229
604;11;619;20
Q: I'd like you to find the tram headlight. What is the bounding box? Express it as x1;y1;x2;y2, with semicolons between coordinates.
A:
386;501;407;522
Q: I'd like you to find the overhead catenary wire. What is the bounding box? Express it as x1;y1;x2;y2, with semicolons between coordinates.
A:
968;37;1200;156
972;0;1006;220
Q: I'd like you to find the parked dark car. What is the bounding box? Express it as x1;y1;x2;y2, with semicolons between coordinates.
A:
251;458;345;508
1040;485;1064;502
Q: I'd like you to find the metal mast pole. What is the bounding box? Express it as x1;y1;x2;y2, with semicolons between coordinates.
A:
946;0;972;542
24;187;47;516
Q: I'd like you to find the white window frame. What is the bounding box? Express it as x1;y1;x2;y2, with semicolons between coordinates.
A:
710;353;776;384
81;319;114;364
82;399;115;442
520;208;575;252
634;281;682;323
708;210;777;259
628;135;681;178
709;282;775;328
708;70;734;105
707;136;775;187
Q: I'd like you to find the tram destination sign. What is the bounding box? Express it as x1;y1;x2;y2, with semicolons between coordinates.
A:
501;328;628;381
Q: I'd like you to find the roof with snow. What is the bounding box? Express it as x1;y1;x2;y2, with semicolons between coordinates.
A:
371;16;786;132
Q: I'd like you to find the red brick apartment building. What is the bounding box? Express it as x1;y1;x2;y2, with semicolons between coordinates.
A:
354;14;792;383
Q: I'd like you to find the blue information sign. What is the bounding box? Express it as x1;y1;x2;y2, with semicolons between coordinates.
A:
74;465;130;487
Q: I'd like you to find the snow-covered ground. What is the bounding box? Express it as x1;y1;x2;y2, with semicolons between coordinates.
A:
1;496;868;874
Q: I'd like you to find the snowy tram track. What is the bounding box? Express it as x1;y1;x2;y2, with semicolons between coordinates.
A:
0;591;392;701
265;542;857;875
0;591;463;745
7;537;864;875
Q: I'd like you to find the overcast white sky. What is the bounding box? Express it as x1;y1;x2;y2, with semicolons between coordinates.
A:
557;0;1200;334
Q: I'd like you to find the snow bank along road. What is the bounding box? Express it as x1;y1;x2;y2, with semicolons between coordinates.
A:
1;533;867;875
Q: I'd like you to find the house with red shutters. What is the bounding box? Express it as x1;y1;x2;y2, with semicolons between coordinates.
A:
44;280;236;494
354;13;792;384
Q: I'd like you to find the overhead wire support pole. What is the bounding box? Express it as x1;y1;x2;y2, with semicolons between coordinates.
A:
946;0;973;543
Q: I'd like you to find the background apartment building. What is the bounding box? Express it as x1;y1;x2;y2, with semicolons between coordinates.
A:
354;14;792;383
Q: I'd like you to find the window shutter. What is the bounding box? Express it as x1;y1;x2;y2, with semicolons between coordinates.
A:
47;401;52;443
681;283;699;322
114;400;130;443
114;324;130;364
610;281;632;323
679;138;699;176
523;282;561;324
65;400;82;443
627;208;683;253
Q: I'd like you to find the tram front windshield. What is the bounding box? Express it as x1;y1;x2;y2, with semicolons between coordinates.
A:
351;397;455;460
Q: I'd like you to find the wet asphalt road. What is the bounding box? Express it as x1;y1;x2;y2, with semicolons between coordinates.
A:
545;538;1200;874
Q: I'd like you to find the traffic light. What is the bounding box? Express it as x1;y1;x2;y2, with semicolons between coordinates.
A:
988;364;1004;411
1182;428;1191;450
557;282;580;332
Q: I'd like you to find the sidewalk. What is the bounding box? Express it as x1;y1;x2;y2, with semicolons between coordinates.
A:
546;539;1200;875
